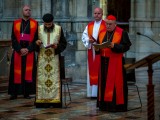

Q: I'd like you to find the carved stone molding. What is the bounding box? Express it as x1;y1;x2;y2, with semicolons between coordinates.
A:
0;40;12;47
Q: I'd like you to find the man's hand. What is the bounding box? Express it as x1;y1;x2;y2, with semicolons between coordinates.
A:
108;42;114;48
20;48;29;56
51;44;58;49
93;46;99;51
36;40;42;46
89;35;96;43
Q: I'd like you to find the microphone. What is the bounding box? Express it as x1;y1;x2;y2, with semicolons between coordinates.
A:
137;32;160;46
137;32;141;35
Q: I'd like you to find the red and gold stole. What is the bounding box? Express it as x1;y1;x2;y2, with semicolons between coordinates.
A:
13;18;37;84
100;27;124;104
87;20;106;85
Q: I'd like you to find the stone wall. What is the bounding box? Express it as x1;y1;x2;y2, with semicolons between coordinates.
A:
129;0;160;82
129;0;160;59
0;0;96;83
1;0;160;83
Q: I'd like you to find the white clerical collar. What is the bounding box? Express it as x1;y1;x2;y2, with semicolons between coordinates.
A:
94;19;102;24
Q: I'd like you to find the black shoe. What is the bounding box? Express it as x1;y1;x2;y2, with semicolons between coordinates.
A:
10;95;17;100
24;95;31;99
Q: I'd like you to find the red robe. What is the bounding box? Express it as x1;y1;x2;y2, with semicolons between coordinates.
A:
87;20;106;85
13;18;38;84
99;27;124;104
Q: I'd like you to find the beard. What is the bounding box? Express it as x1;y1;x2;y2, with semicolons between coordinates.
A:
44;24;54;33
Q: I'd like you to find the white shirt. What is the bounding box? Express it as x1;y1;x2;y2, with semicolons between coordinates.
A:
82;20;102;49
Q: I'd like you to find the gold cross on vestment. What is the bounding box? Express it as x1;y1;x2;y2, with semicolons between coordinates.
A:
45;79;53;87
45;49;52;56
45;64;52;72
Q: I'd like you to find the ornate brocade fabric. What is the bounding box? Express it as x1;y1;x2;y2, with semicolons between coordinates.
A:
36;24;61;103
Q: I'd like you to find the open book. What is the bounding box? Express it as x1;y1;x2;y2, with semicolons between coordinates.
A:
90;35;97;42
41;43;53;49
92;41;111;49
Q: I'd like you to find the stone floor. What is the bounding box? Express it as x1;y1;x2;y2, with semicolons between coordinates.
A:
0;77;160;120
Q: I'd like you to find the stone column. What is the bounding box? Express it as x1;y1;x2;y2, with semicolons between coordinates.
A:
135;0;146;19
0;0;2;18
72;0;88;82
129;0;160;80
155;0;160;18
30;0;41;19
61;0;69;18
23;0;30;5
2;0;19;19
135;0;160;60
130;0;135;20
76;0;87;17
129;0;154;60
129;2;160;119
52;0;70;18
42;0;51;16
0;0;2;39
100;0;107;19
146;0;155;19
129;0;136;34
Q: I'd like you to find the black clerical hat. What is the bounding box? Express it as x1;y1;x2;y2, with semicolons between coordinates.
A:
42;13;54;23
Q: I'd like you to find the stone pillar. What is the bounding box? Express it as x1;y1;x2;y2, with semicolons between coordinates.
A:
30;0;41;19
155;0;160;18
130;0;135;20
129;0;136;34
100;0;107;19
0;0;2;39
129;0;160;83
129;0;159;60
41;0;51;19
0;0;19;39
61;0;69;18
0;0;2;18
23;0;30;5
135;0;146;19
76;0;88;17
146;0;154;19
2;0;19;19
52;0;70;18
71;0;88;82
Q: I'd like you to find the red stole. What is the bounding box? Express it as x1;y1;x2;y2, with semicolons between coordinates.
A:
13;18;37;84
87;20;106;85
100;27;124;104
